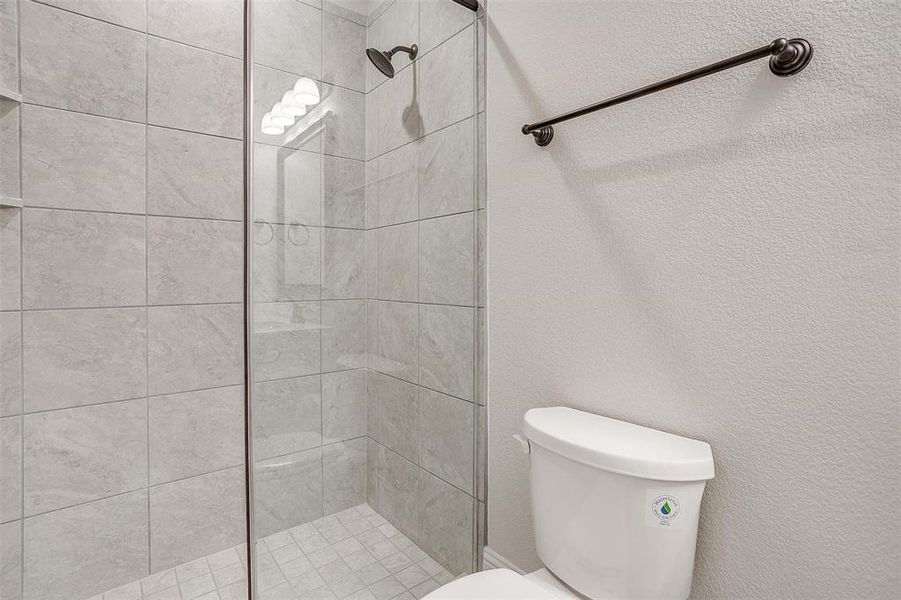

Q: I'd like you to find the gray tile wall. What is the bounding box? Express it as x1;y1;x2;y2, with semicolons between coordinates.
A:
0;2;23;594
360;0;487;577
0;1;247;599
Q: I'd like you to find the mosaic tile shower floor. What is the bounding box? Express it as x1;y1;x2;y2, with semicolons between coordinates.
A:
89;504;456;600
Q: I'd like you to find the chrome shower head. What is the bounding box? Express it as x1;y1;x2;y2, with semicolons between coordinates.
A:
366;44;418;79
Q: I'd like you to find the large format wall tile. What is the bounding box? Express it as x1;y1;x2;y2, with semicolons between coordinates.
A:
0;0;18;93
323;12;365;92
363;13;380;93
148;217;243;305
321;299;366;371
323;438;367;514
0;101;20;202
323;0;368;26
21;106;146;214
0;416;21;522
149;467;245;571
23;400;147;516
0;520;21;600
253;144;322;226
378;142;419;226
23;308;147;412
419;0;474;55
323;228;365;299
418;117;475;219
419;212;474;306
323;155;365;229
377;301;418;383
148;304;243;395
418;470;473;575
365;231;379;301
252;376;321;460
149;386;245;484
148;37;243;139
365;91;379;159
0;312;21;417
148;0;243;58
38;0;146;30
23;490;149;600
419;25;474;136
374;445;419;540
418;388;474;494
254;0;321;78
22;209;146;309
148;127;244;221
252;302;321;381
374;374;418;463
366;157;381;216
253;224;321;302
366;438;378;507
419;304;474;401
378;222;418;301
322;369;366;443
377;65;419;155
322;85;366;161
253;449;322;538
365;299;378;371
0;208;19;311
20;1;146;121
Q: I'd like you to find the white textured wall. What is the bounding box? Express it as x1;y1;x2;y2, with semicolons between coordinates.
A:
485;1;899;598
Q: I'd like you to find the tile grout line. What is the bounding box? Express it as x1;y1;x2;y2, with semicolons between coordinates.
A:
17;204;245;225
16;382;247;418
19;461;246;542
19;100;243;142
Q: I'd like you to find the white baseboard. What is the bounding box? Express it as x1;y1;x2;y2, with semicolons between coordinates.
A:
482;546;525;574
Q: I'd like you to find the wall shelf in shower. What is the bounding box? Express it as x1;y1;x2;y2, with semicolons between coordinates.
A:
0;196;23;209
0;89;22;103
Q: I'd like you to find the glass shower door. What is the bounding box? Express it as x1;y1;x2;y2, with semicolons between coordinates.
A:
247;0;486;597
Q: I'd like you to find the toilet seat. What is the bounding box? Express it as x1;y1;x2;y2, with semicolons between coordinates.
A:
422;568;573;599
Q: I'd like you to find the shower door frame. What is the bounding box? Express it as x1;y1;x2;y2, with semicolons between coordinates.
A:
242;0;257;598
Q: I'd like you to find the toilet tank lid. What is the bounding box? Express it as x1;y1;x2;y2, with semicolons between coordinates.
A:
523;407;715;481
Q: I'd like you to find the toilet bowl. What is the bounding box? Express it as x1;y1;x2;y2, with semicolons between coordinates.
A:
424;407;715;600
425;567;581;599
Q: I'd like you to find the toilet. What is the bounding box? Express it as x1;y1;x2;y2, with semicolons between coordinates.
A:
425;406;715;599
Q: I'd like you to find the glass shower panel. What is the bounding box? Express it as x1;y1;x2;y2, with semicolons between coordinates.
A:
248;0;486;597
0;1;247;599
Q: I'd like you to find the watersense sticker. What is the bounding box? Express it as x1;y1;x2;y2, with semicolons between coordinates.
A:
645;491;683;529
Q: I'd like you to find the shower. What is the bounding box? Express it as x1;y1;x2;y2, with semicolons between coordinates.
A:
366;44;418;78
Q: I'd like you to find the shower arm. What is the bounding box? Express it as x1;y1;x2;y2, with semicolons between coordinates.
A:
521;37;812;147
387;45;417;58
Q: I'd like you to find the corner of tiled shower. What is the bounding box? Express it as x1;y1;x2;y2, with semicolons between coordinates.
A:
0;0;486;599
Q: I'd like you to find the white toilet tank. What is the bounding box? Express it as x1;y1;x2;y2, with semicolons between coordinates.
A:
522;407;715;600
